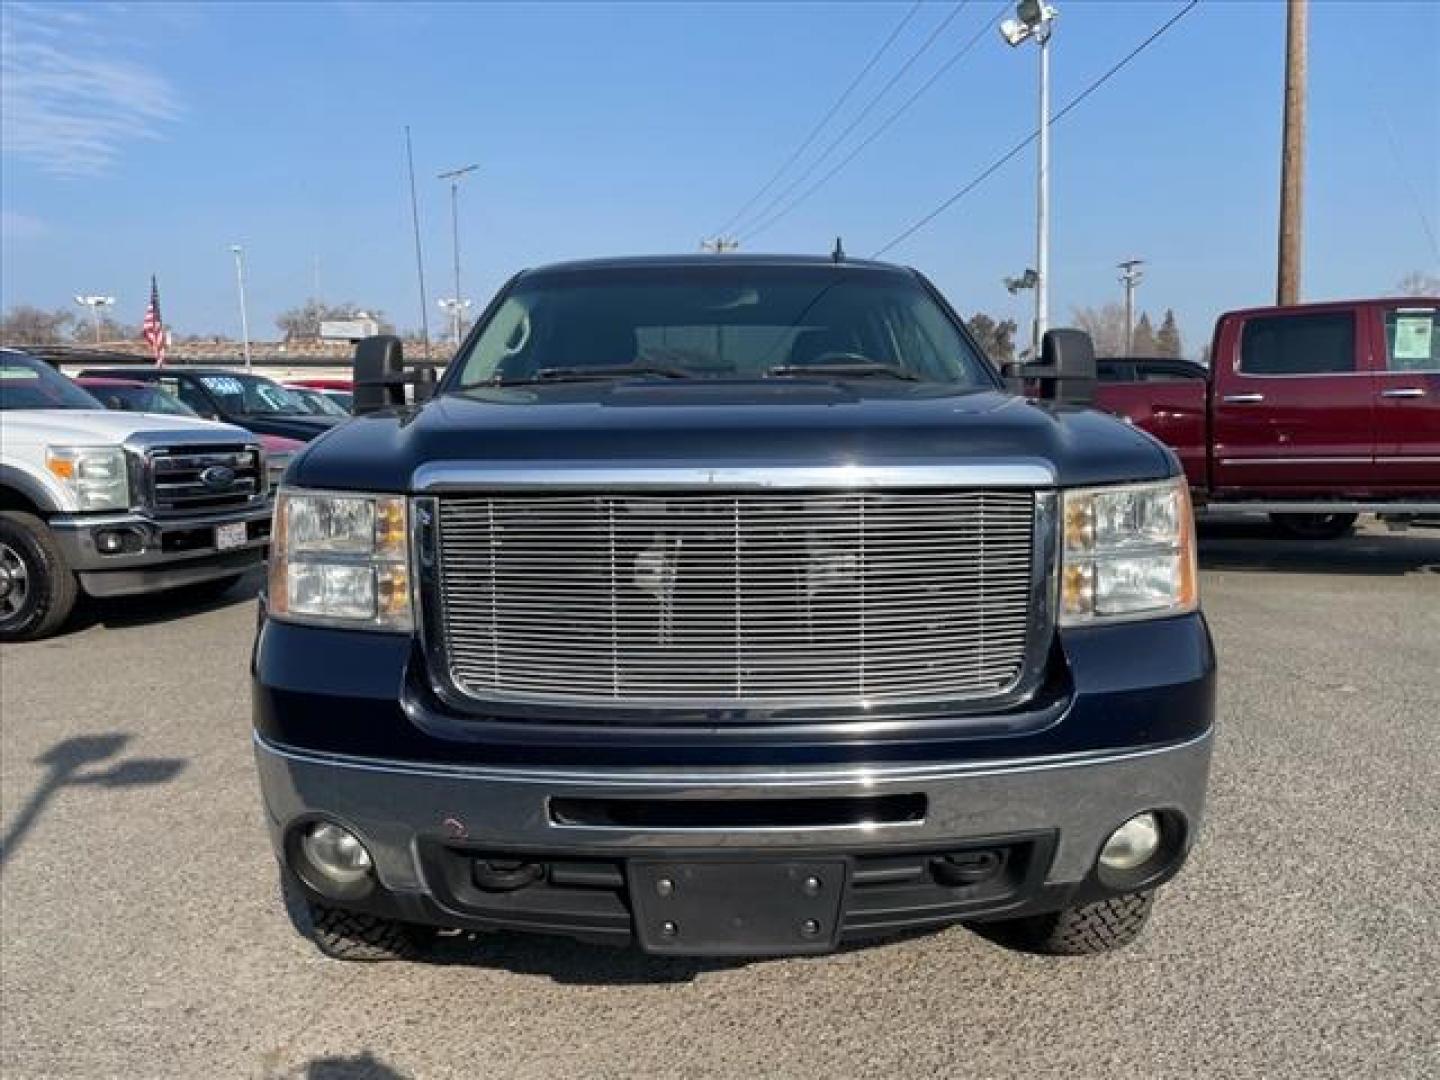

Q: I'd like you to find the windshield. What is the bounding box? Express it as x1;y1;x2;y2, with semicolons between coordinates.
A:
0;352;106;410
91;384;198;416
449;266;995;389
197;373;308;416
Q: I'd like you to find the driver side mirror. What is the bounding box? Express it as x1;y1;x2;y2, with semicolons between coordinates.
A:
1003;329;1096;405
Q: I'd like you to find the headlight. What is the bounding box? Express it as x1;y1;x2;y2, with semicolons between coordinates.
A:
46;446;131;511
268;488;411;631
1060;477;1197;625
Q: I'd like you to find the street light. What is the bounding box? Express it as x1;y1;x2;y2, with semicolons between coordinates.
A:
230;244;253;370
999;0;1057;352
437;298;472;345
74;295;116;344
438;163;480;346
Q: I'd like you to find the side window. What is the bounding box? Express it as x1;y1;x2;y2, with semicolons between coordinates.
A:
1383;308;1437;372
173;380;214;415
1239;312;1356;375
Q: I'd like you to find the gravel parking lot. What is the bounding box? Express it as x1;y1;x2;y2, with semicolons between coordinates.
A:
2;520;1437;1080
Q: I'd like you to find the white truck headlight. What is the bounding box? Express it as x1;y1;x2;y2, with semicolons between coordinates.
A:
46;446;131;511
1060;477;1198;625
268;488;411;631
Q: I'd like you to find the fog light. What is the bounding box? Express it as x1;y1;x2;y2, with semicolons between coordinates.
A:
300;822;373;885
1100;812;1162;871
96;530;124;554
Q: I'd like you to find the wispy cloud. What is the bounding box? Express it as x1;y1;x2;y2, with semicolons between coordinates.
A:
1;210;47;238
1;4;183;176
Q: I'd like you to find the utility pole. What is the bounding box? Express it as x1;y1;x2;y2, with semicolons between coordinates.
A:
1277;0;1307;305
700;237;739;253
230;245;253;370
438;163;480;345
1118;259;1144;356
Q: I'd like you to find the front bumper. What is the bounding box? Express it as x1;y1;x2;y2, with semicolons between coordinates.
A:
50;503;271;597
255;727;1212;953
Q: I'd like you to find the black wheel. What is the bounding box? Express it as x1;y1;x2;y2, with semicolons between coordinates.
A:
990;891;1155;956
304;899;428;961
0;511;78;642
1269;512;1358;540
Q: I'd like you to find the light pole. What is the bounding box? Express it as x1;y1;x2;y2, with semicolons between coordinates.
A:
1000;0;1057;352
74;295;116;343
1118;259;1144;356
437;298;472;345
230;245;253;369
438;163;479;346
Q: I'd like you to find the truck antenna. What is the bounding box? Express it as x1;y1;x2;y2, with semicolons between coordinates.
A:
831;236;846;263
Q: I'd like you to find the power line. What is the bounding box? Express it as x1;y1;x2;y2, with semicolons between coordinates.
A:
872;0;1202;259
740;0;1009;244
710;1;923;241
731;1;970;240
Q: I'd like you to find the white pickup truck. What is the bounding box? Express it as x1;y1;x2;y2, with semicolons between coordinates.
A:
1;348;274;640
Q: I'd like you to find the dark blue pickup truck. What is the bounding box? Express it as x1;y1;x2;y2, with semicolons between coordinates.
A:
252;255;1214;961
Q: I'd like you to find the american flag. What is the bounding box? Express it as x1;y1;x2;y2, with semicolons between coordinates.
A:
142;275;166;366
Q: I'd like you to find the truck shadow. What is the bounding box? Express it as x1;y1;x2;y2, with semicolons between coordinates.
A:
0;733;186;871
67;568;263;633
1197;521;1440;577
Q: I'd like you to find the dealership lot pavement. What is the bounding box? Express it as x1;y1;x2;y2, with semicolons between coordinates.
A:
2;520;1437;1079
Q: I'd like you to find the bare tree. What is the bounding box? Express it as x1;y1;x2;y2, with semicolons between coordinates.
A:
965;312;1019;364
1397;271;1440;297
0;306;75;345
276;299;394;340
72;314;139;343
1070;303;1128;357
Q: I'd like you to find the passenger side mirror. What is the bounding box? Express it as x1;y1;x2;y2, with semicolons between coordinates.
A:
353;335;407;415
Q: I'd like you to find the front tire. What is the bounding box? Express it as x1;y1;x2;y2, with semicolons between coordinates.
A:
0;511;79;642
305;900;426;961
991;891;1155;955
1269;512;1358;540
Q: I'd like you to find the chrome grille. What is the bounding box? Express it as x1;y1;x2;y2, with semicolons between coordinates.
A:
435;490;1037;708
143;445;263;515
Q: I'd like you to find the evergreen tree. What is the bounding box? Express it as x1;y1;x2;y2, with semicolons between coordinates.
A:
1131;312;1158;355
1156;309;1182;358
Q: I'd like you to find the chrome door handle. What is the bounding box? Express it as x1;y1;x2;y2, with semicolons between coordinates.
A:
1380;388;1428;399
1222;393;1266;404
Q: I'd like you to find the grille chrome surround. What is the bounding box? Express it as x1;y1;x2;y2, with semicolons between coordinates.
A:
138;445;265;516
431;490;1043;711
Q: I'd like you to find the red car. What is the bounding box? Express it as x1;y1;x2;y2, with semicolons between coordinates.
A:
1093;298;1439;537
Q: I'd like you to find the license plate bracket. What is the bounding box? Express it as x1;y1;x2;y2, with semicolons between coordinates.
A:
627;859;847;956
215;522;248;550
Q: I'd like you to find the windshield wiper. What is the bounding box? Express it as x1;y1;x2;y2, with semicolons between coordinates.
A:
484;363;695;387
766;361;920;382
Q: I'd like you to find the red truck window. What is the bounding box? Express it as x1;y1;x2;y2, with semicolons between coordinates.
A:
1382;308;1437;372
1239;312;1355;375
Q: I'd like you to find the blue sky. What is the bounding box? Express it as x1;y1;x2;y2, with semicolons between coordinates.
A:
2;0;1436;357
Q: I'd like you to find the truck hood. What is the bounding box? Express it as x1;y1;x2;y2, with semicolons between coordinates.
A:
0;408;256;445
294;381;1175;492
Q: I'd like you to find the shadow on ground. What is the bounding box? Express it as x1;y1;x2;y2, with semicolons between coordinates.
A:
0;734;186;871
292;1052;411;1080
67;569;263;633
1197;521;1440;577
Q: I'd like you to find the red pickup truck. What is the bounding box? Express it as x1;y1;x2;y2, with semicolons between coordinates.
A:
1093;298;1440;537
